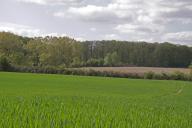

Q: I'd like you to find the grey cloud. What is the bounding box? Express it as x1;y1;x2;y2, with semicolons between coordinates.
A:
163;8;192;19
0;0;191;45
54;0;192;26
54;4;134;24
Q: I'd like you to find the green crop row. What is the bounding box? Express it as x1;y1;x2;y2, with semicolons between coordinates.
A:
0;96;192;128
0;72;192;127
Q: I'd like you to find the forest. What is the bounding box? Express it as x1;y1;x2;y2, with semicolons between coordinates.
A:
0;32;192;69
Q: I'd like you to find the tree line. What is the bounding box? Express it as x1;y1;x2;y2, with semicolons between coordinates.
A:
0;32;192;69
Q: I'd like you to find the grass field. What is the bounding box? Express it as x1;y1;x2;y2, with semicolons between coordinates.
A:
0;72;192;127
81;67;190;74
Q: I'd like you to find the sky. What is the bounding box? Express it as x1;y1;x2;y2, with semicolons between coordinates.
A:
0;0;192;45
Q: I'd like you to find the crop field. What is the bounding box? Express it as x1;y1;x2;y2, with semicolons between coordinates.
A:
0;72;192;127
81;67;190;74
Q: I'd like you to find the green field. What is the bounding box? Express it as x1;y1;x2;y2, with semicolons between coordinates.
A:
0;72;192;128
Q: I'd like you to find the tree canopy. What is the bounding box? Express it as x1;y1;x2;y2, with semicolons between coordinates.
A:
0;32;191;68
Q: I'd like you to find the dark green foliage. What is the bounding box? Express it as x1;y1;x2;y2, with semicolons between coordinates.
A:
144;71;155;79
0;32;192;68
82;41;192;67
104;52;121;66
86;58;104;67
0;56;11;71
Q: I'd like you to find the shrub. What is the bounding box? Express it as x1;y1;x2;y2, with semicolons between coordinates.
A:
152;73;164;80
70;57;81;67
189;63;192;75
86;59;104;67
160;72;171;80
170;71;187;80
0;56;11;71
144;71;155;79
3;65;192;81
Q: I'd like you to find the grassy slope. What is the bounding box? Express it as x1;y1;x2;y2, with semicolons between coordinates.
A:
0;72;192;127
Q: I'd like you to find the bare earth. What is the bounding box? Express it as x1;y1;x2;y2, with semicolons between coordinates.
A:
80;67;190;74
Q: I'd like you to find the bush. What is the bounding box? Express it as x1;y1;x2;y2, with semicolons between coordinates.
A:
152;73;164;80
86;59;104;67
189;64;192;75
0;57;11;71
170;71;187;80
3;65;192;81
160;72;171;80
70;57;81;67
144;71;155;79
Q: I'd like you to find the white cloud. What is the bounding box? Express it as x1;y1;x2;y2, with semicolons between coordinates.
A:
0;22;69;38
90;27;96;32
68;5;104;16
53;12;66;17
0;23;41;37
41;33;67;37
115;23;164;34
17;0;85;5
163;31;192;45
75;37;86;41
0;22;88;41
104;34;120;40
17;0;47;5
40;33;86;41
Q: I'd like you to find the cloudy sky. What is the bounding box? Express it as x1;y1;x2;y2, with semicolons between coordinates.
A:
0;0;192;45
